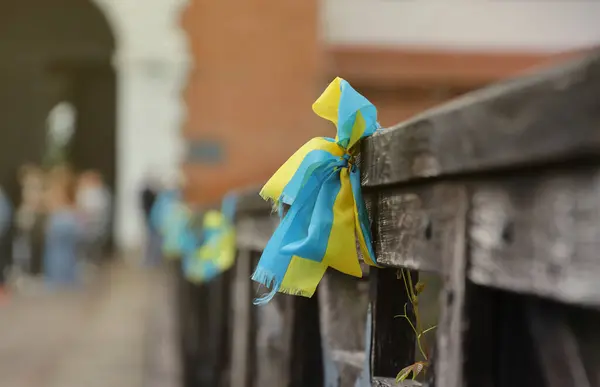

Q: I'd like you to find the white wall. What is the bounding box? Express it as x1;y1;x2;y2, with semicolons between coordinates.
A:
93;0;191;250
323;1;600;52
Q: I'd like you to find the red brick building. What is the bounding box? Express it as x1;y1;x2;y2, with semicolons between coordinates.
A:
180;1;586;205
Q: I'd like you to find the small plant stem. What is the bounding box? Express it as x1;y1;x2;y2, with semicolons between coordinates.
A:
418;325;437;339
416;334;428;361
395;304;418;336
400;268;428;361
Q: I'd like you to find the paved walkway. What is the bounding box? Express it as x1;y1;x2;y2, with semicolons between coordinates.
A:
0;263;181;387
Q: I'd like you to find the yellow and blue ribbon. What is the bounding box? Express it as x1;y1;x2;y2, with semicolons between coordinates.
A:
183;193;237;284
150;189;196;260
251;77;380;304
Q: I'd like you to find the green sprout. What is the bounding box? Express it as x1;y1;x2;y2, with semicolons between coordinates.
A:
394;268;437;383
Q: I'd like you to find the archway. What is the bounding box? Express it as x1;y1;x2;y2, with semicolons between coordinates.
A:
0;0;191;251
0;0;116;203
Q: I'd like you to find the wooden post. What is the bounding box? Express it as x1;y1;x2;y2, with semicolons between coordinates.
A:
318;269;370;386
230;249;253;387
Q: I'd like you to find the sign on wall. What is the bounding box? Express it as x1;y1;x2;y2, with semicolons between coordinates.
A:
187;139;224;164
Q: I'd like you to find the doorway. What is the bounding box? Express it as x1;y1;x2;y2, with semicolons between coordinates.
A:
0;0;116;272
0;0;116;201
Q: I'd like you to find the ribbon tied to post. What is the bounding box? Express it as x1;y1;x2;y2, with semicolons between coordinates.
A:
251;77;381;304
184;193;237;283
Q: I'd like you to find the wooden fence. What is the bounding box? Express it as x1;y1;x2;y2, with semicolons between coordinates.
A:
178;49;600;387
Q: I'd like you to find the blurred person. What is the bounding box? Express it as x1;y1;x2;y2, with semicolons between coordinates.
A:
13;164;46;275
140;174;162;267
43;165;82;288
0;186;12;300
76;170;111;264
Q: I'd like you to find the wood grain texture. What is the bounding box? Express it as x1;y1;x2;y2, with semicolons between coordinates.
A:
361;50;600;187
319;270;370;387
468;166;600;308
249;248;295;387
374;184;466;273
252;292;295;386
433;186;467;387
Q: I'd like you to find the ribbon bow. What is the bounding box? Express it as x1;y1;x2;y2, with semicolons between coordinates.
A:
251;77;380;304
184;193;237;283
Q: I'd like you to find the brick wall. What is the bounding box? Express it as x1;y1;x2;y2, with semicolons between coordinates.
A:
181;5;577;206
181;0;324;205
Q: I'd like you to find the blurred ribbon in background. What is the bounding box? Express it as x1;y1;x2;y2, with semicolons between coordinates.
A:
183;193;237;284
150;189;196;260
150;189;237;284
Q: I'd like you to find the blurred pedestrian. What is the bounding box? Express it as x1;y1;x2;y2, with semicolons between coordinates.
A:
140;175;162;267
76;170;111;265
14;164;46;275
43;165;82;288
0;186;12;300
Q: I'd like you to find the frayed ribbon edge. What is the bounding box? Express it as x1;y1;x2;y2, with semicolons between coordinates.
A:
251;267;314;305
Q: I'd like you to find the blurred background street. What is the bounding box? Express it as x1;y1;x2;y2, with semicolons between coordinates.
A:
0;262;180;387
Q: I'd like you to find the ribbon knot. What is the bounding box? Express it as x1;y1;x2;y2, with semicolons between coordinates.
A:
341;153;356;171
251;77;380;304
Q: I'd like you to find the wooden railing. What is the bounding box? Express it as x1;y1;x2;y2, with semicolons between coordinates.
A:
362;48;600;387
179;49;600;387
174;210;231;387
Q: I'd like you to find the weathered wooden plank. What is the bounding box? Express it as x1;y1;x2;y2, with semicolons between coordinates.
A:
234;188;325;386
319;270;370;387
196;271;232;387
469;166;600;308
434;186;468;387
374;184;466;273
362;50;600;187
174;262;197;387
229;250;253;387
252;284;295;386
374;165;600;307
